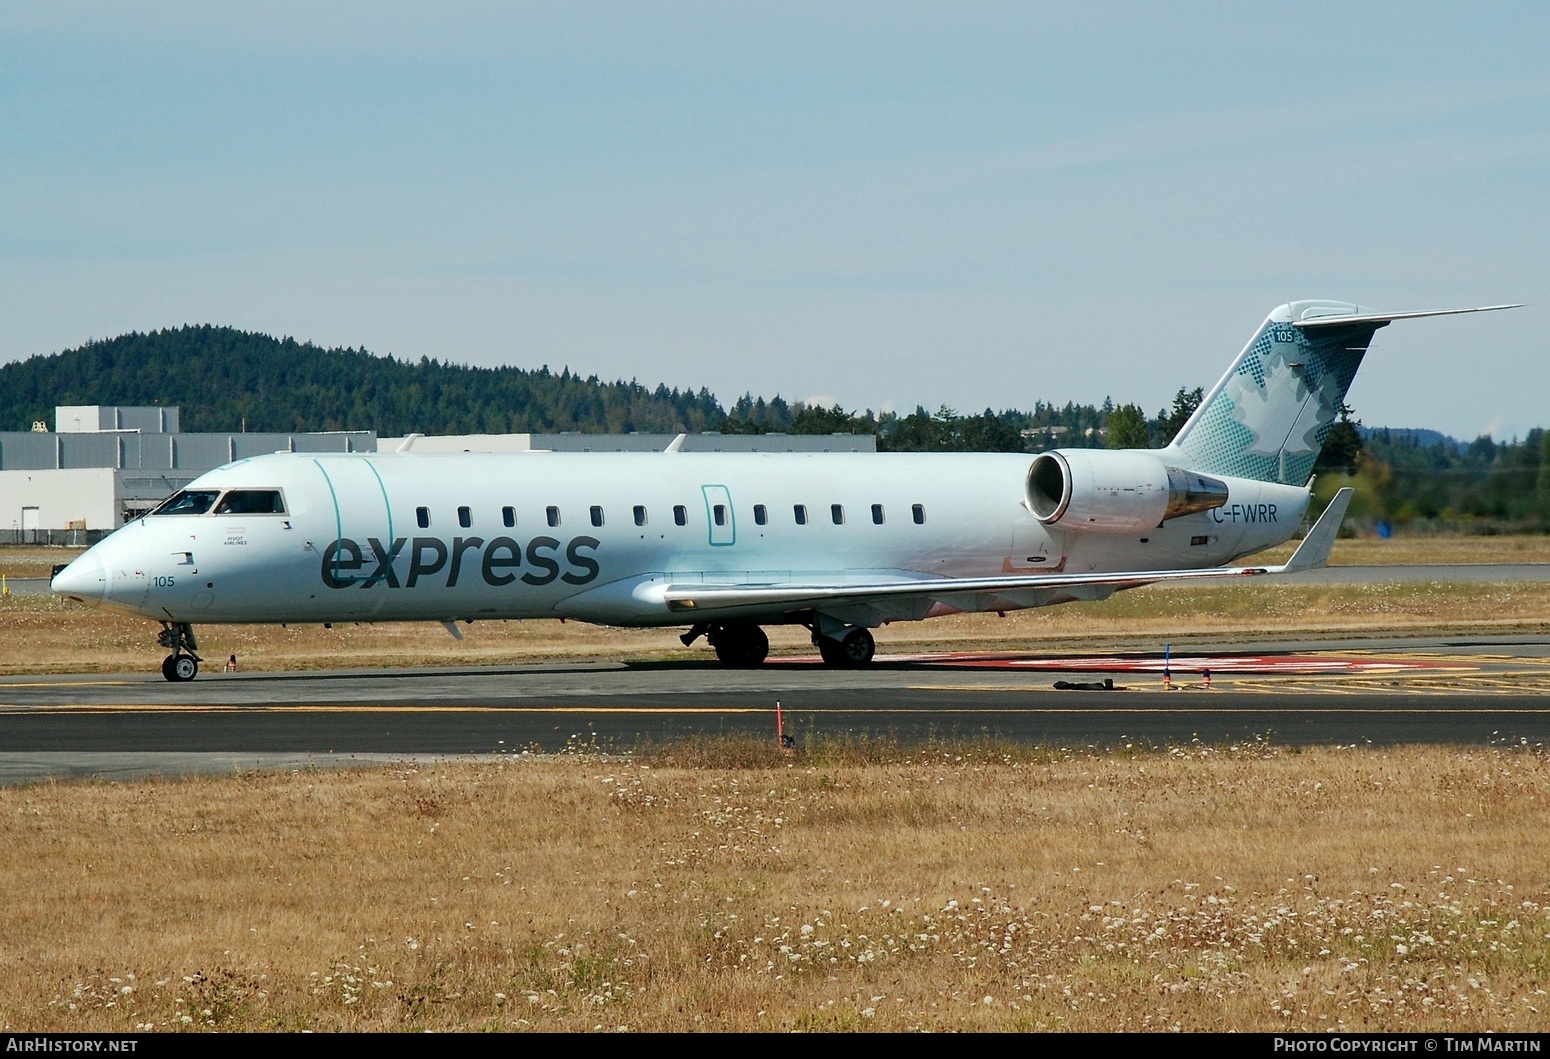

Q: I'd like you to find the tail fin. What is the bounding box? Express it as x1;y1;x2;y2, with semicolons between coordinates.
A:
1166;301;1518;486
1167;301;1380;486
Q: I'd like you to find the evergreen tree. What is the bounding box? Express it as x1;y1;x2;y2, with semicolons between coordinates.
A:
1105;404;1151;449
1314;403;1364;476
1153;386;1203;444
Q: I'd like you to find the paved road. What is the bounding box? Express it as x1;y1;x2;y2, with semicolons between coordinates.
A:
4;634;1550;783
1284;562;1550;583
2;577;56;596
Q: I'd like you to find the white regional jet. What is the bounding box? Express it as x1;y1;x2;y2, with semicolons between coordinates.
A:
52;301;1514;681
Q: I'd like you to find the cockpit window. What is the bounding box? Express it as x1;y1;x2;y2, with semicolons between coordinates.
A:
149;490;221;516
214;489;286;515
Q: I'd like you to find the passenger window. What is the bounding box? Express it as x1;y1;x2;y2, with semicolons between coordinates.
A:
590;505;604;528
831;504;845;525
912;503;925;525
794;504;808;525
458;506;472;529
673;505;688;527
633;505;647;527
213;489;286;515
871;503;884;525
502;506;516;528
417;506;430;529
547;506;561;528
713;504;727;527
753;504;767;526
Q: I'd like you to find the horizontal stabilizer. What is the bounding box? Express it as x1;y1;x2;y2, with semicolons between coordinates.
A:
1282;488;1353;573
1294;305;1521;328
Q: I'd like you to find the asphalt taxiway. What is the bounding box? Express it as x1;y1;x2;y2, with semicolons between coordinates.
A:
3;633;1550;784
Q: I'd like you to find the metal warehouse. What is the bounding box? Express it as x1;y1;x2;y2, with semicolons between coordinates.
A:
2;407;872;543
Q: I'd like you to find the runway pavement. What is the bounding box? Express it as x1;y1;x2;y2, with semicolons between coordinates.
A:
4;633;1550;784
1283;562;1550;583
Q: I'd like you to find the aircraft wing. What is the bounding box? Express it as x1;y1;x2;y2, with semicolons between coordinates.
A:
660;488;1354;616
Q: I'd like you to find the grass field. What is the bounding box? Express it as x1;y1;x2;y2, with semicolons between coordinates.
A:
3;741;1548;1033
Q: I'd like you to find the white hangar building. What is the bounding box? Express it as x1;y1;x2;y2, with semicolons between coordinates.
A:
1;406;373;543
2;407;872;543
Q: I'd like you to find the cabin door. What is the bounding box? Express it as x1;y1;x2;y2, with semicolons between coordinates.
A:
701;485;736;547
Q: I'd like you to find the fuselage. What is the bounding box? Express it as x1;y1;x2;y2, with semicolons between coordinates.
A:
55;449;1311;628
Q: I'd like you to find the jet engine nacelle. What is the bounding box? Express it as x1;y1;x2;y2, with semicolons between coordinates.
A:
1025;449;1230;535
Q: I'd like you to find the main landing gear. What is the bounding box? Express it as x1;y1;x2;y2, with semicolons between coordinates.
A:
157;621;202;682
681;622;770;667
681;621;876;668
815;626;875;667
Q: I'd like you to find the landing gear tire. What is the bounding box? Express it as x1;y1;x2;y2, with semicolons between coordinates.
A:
163;654;199;682
156;621;203;682
817;627;875;667
710;623;769;668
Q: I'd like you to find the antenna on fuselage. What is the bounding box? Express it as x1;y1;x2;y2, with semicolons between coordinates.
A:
395;433;423;454
664;433;688;453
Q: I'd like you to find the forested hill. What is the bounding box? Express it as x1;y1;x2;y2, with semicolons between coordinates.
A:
0;326;725;436
0;325;1145;448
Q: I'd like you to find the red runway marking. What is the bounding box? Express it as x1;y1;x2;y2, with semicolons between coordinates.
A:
774;652;1467;674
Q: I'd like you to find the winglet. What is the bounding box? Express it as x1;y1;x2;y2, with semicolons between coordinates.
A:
664;433;688;453
1282;488;1354;572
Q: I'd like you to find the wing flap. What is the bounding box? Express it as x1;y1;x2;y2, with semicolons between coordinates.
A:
663;562;1274;613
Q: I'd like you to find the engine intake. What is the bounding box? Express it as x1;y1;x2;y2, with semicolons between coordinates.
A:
1026;450;1229;535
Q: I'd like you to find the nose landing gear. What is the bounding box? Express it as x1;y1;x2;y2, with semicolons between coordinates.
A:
157;622;202;682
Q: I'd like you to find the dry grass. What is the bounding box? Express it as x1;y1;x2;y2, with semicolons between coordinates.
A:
1262;535;1550;566
0;546;84;580
3;741;1549;1032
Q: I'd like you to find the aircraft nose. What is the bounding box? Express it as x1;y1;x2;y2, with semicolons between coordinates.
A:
51;552;107;604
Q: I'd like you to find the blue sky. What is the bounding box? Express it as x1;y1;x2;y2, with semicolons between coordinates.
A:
3;2;1545;440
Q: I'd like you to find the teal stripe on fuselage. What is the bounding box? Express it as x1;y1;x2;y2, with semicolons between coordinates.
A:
365;458;394;547
312;458;345;583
